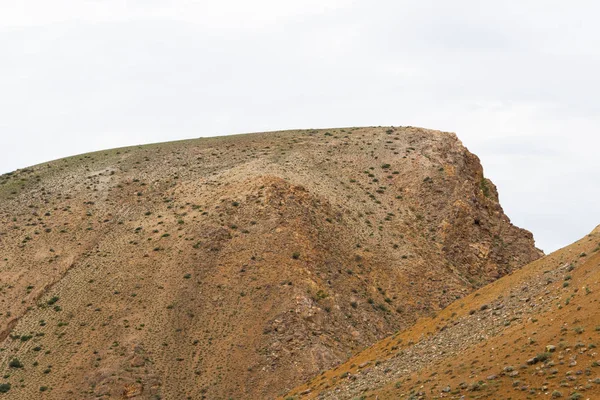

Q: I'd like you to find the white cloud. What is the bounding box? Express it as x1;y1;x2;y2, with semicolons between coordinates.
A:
1;0;599;252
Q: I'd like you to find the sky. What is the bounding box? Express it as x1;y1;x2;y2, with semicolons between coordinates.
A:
1;1;599;253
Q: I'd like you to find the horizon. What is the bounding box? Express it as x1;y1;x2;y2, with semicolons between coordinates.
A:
2;1;600;253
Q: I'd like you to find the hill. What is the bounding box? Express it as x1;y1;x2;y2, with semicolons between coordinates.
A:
284;226;600;400
0;127;541;399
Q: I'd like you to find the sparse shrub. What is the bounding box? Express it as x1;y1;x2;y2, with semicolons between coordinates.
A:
0;383;10;393
377;304;389;312
315;290;328;300
9;358;23;368
536;352;551;362
292;252;300;260
480;178;491;198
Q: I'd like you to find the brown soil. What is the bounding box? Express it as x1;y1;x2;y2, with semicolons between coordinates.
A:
284;226;600;400
0;127;540;399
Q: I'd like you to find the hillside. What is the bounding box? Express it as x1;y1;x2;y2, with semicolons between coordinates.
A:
0;127;541;399
284;226;600;400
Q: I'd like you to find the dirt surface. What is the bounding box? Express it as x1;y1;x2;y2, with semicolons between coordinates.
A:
284;226;600;400
0;127;541;399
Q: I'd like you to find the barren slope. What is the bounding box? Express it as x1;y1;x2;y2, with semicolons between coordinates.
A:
0;127;540;399
285;226;600;400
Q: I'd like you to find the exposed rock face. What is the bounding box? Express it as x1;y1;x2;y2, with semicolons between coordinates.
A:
0;127;541;399
284;228;600;400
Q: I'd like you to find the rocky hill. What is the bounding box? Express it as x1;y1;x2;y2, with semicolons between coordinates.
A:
284;226;600;400
0;127;541;399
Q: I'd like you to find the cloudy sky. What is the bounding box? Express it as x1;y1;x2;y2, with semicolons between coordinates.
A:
1;1;599;252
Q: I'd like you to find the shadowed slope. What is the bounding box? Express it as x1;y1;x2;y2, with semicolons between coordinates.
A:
284;226;600;400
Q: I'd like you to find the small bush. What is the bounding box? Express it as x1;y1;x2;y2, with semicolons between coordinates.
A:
9;358;23;368
377;304;389;312
536;352;551;362
315;290;328;300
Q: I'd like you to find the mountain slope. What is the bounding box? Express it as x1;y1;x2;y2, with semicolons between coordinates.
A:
284;226;600;400
0;127;540;399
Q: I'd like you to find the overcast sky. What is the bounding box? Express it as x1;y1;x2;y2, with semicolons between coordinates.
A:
1;1;599;253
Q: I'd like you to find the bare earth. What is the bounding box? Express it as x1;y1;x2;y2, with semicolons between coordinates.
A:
0;127;541;399
285;226;600;400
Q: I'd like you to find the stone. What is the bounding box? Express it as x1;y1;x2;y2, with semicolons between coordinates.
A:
527;357;538;365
